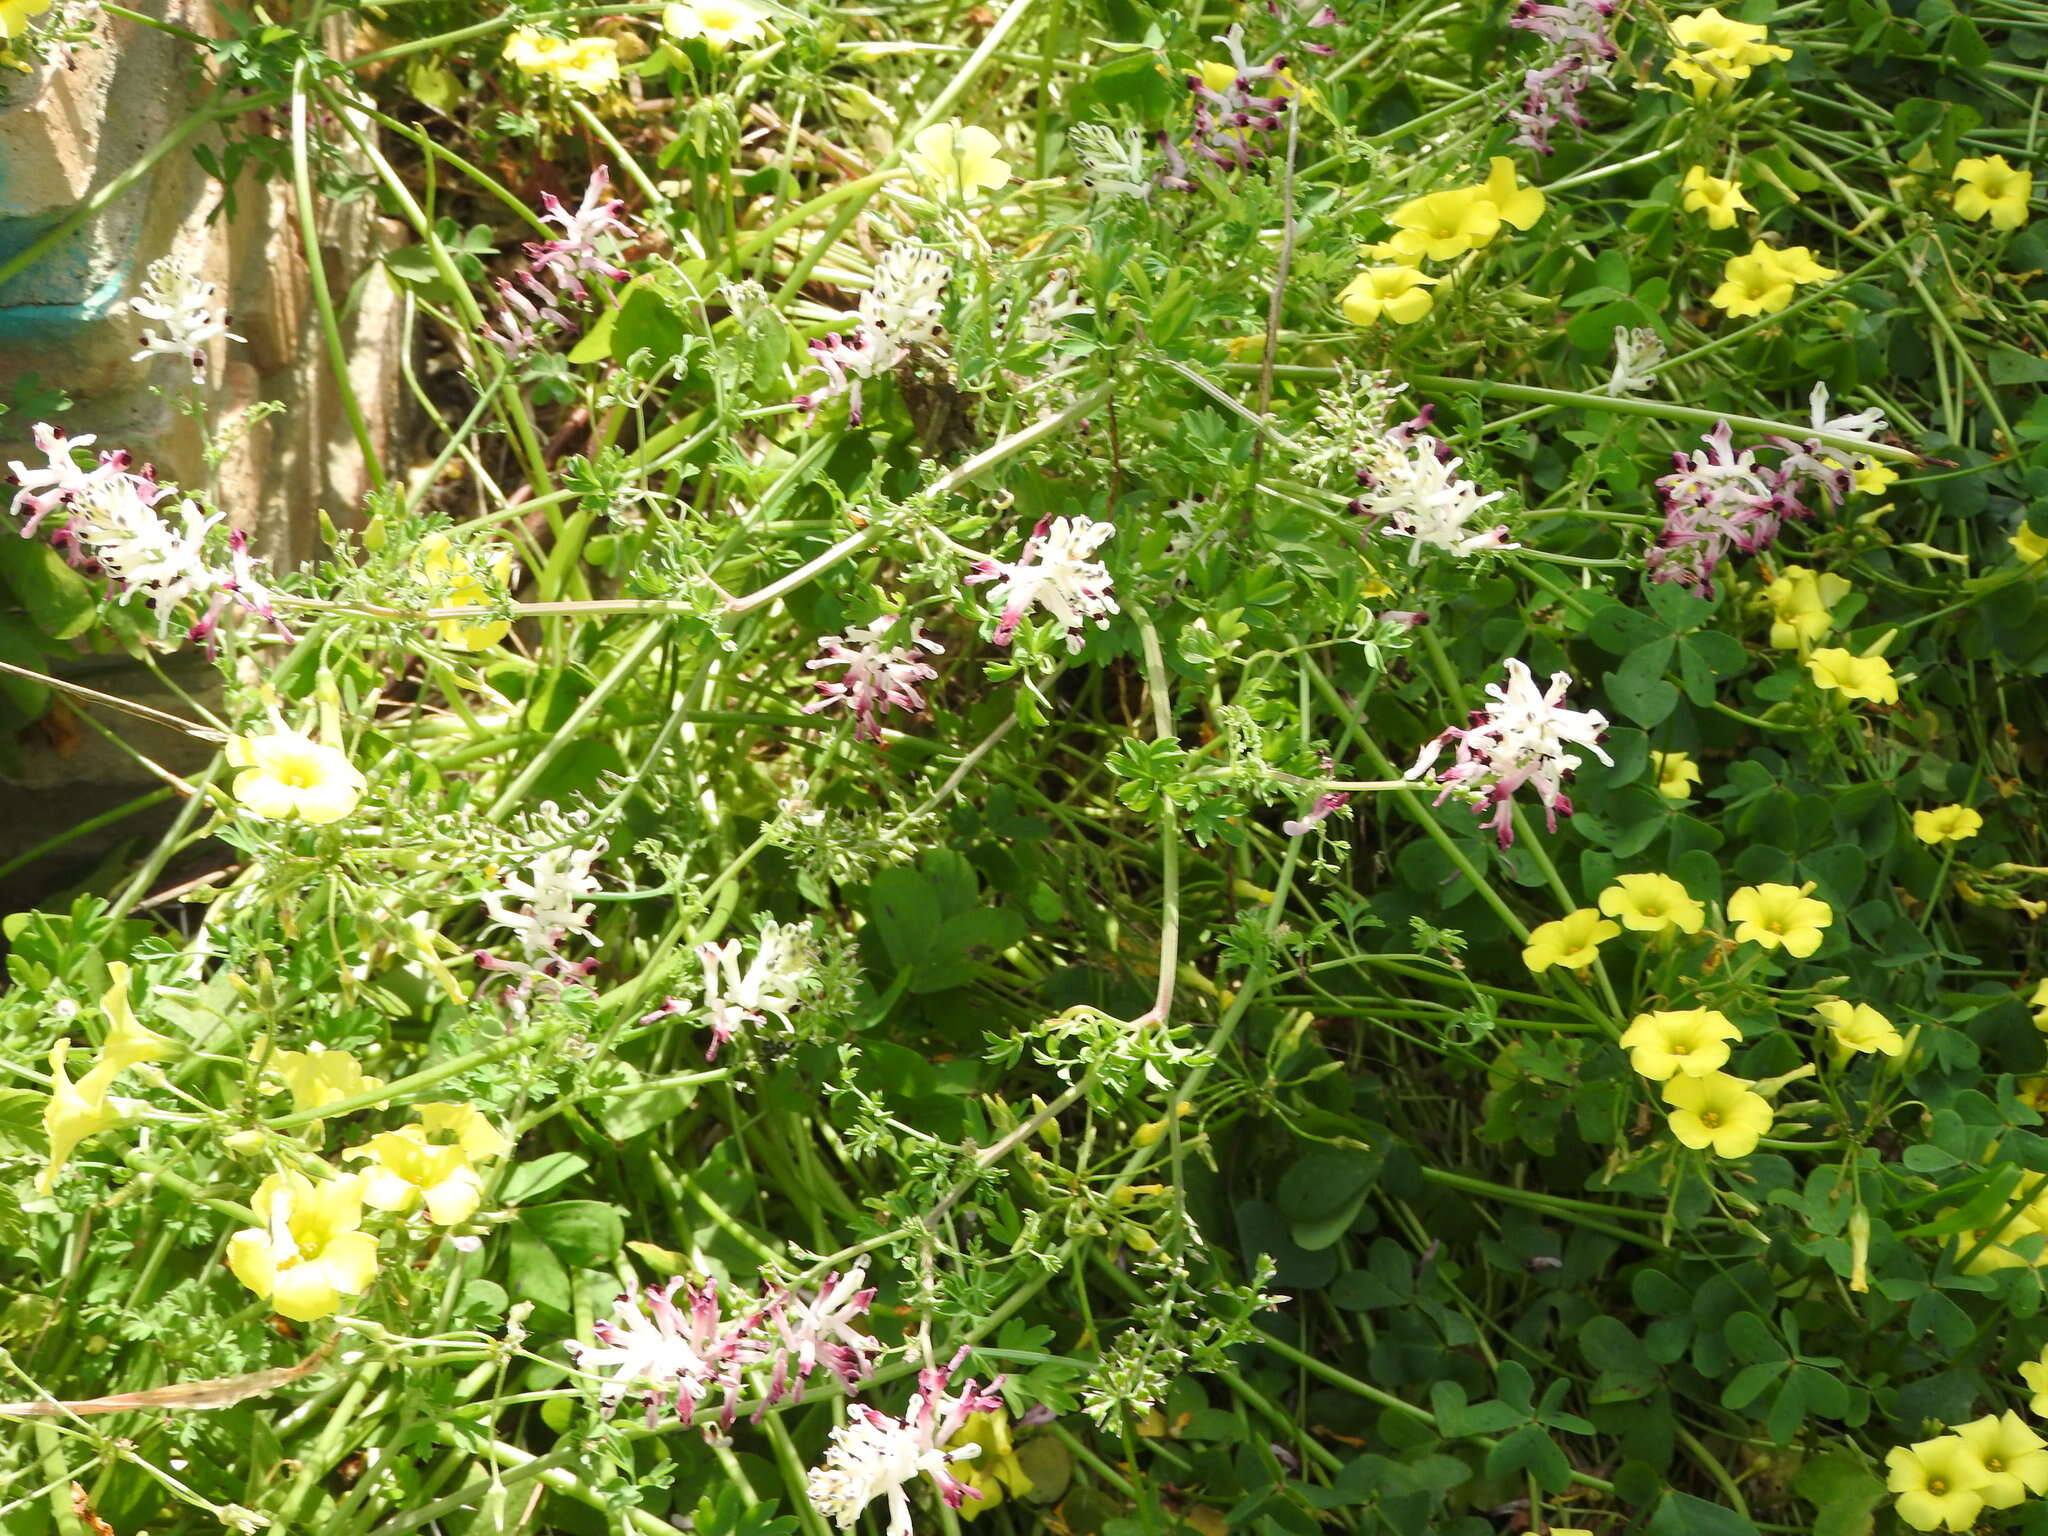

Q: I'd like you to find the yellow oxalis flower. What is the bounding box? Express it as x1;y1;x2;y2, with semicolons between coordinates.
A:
228;731;367;825
1619;1008;1740;1080
1598;873;1706;935
502;30;621;93
1481;157;1546;230
1756;564;1850;650
1650;749;1701;800
2012;524;2048;566
1337;267;1437;326
1728;881;1833;958
1887;1434;1992;1531
2031;977;2048;1031
39;1041;127;1194
96;962;174;1075
906;120;1011;197
663;0;767;48
1853;460;1899;497
1661;1070;1772;1157
1954;155;2033;230
1912;804;1983;844
228;1168;380;1322
1806;647;1899;705
947;1409;1034;1519
1680;166;1752;229
1709;249;1795;317
1520;908;1619;973
2022;1345;2048;1417
1816;999;1904;1056
1664;7;1792;97
1761;244;1839;285
1951;1412;2048;1509
350;1129;486;1225
1387;185;1502;261
0;0;54;40
418;533;516;651
268;1045;385;1116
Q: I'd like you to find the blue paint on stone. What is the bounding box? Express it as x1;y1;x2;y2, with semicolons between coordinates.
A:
0;269;128;340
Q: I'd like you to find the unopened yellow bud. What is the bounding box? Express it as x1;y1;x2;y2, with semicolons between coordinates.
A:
1134;1119;1168;1147
1031;1095;1060;1148
222;1130;266;1155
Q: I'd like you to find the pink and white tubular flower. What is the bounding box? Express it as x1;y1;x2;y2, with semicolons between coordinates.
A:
129;254;245;383
968;514;1119;653
1406;658;1611;847
527;165;636;298
763;1267;881;1408
1189;26;1292;171
1506;0;1616;155
803;617;943;743
794;246;950;427
807;1348;1007;1536
690;919;815;1061
569;1276;772;1431
1351;410;1515;562
6;423;105;529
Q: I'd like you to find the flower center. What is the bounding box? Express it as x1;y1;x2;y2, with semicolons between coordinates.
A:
1700;1110;1723;1128
279;766;318;789
1928;1478;1948;1495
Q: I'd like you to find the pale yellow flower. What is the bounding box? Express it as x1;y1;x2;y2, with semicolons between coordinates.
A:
1680;165;1752;229
95;962;174;1075
418;533;515;651
2021;1344;2048;1416
349;1128;487;1225
1816;999;1904;1056
1661;1070;1772;1156
1952;1412;2048;1508
1620;1007;1740;1080
1650;749;1701;800
1912;805;1983;844
227;1168;381;1322
1521;908;1619;973
267;1046;385;1116
1887;1435;1993;1532
1664;7;1791;97
1756;564;1849;650
39;1040;126;1194
1807;647;1899;705
1387;185;1502;261
906;120;1011;197
503;29;621;93
663;0;767;48
1598;873;1706;934
1481;156;1546;230
228;731;367;825
1728;881;1833;958
0;0;53;39
2012;525;2048;566
1336;267;1437;326
1954;155;2033;230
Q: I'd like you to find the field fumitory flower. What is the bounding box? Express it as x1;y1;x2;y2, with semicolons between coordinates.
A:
1887;1435;1995;1532
1620;1008;1741;1080
1521;908;1619;973
228;730;367;824
417;534;515;651
503;29;621;92
970;516;1119;653
348;1104;512;1225
1407;659;1611;846
803;618;943;743
1817;999;1905;1056
1807;646;1899;705
1913;804;1983;844
1650;749;1700;799
1953;155;2033;230
1664;6;1791;97
1598;873;1706;934
1660;1071;1772;1157
663;0;767;48
1757;564;1850;649
1337;267;1437;325
807;1347;1006;1536
1680;165;1752;229
1728;881;1833;957
905;121;1011;198
227;1168;380;1322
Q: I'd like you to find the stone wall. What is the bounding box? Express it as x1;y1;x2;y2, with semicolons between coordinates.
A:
0;0;405;902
